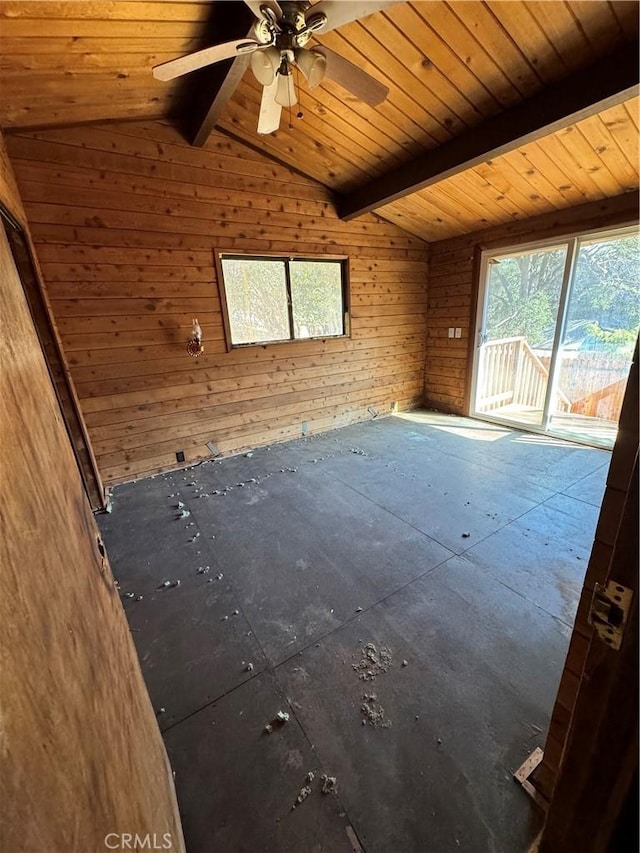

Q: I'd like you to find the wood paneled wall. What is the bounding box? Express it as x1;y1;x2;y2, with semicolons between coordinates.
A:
6;121;428;484
0;130;184;853
424;191;639;413
1;122;29;222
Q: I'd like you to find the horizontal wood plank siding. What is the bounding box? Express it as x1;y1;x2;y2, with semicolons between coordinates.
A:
7;120;428;484
423;191;639;413
0;128;184;852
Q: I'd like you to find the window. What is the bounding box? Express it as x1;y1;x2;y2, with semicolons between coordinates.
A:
216;254;349;348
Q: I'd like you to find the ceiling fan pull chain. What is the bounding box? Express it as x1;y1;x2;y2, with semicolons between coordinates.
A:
296;71;303;123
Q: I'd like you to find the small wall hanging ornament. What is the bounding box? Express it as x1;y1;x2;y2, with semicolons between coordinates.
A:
187;318;204;358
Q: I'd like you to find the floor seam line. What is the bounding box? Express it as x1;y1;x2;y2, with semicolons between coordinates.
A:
447;550;578;628
159;666;272;734
270;666;369;851
270;550;456;670
324;462;552;559
313;464;465;555
558;490;605;508
180;490;274;685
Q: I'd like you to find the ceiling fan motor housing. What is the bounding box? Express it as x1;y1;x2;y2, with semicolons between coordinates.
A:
251;0;328;89
256;2;327;49
278;2;311;31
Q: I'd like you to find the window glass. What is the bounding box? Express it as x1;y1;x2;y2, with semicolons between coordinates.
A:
220;258;290;345
290;260;344;339
219;255;347;347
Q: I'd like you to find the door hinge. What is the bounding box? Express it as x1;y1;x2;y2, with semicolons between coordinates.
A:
588;580;633;651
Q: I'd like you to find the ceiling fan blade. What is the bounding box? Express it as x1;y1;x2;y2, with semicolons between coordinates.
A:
258;79;282;134
317;46;388;106
152;39;262;81
311;0;399;33
243;0;283;22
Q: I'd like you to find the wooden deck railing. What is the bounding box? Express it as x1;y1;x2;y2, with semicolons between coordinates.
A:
477;336;570;413
571;377;627;421
478;337;630;422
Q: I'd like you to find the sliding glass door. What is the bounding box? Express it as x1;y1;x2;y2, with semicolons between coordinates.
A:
472;226;639;448
548;231;640;444
474;243;568;428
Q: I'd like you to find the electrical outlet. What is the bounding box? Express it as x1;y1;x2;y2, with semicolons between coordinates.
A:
176;451;185;463
448;327;455;338
455;327;462;338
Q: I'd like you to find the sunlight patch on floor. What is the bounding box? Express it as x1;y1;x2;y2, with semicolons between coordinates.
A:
393;411;511;442
513;433;579;448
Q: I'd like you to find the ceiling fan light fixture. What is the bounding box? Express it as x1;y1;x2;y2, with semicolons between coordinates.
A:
151;0;393;132
251;46;281;85
305;12;328;33
295;48;327;88
260;5;279;24
274;63;297;107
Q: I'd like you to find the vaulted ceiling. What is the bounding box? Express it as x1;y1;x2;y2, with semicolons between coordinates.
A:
1;0;638;241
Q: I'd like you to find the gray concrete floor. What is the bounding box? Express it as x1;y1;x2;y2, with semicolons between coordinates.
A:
98;411;609;853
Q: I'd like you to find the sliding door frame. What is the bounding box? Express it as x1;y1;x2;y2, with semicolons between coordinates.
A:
540;238;577;431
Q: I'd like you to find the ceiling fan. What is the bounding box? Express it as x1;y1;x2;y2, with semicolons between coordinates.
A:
152;0;396;135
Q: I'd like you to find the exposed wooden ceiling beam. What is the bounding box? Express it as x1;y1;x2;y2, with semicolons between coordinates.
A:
337;41;640;221
190;51;252;148
173;1;256;147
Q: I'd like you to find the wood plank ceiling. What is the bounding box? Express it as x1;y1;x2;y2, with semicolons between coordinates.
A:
1;0;638;241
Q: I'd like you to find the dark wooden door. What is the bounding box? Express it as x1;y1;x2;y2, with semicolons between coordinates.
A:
1;209;104;510
539;347;638;852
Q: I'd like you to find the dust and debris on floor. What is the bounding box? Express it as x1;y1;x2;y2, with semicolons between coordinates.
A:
352;642;392;681
157;579;181;590
292;771;315;810
320;774;338;795
291;770;337;809
264;710;290;734
292;782;312;810
361;694;392;729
